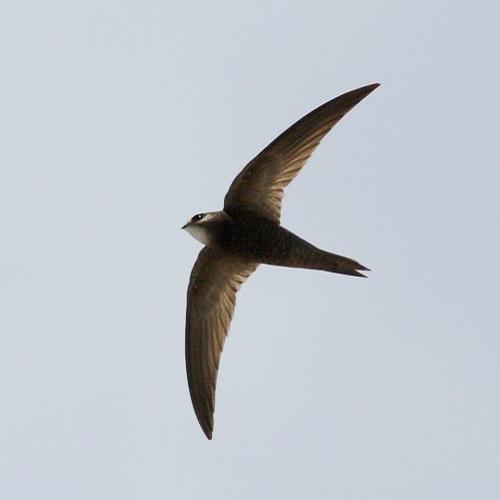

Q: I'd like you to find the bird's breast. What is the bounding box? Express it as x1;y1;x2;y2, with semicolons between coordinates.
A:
217;212;313;265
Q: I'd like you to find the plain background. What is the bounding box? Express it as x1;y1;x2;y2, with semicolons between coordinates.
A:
1;1;499;498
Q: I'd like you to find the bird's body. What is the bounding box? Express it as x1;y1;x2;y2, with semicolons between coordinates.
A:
186;208;368;276
182;83;380;439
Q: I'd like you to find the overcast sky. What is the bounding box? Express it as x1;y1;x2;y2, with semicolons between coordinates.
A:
1;1;499;499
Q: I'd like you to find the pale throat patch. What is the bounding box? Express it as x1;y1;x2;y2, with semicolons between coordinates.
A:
185;224;212;246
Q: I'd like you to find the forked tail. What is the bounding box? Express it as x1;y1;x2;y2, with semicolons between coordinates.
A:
314;250;370;277
275;242;370;277
260;225;370;277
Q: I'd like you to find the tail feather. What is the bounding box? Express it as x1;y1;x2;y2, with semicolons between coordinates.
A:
300;249;370;277
261;225;370;277
320;252;370;277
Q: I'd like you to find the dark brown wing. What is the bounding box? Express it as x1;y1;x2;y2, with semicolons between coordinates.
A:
185;246;257;439
224;83;380;223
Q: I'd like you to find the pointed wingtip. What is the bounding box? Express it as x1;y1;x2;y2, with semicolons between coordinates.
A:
362;82;381;96
199;417;213;440
341;83;380;110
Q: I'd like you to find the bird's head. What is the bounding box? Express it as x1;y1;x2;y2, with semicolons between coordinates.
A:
182;211;228;246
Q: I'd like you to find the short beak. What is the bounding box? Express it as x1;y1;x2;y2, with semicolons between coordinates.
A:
181;222;189;230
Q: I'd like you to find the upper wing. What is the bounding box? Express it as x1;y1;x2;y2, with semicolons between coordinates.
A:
185;246;257;439
224;83;380;223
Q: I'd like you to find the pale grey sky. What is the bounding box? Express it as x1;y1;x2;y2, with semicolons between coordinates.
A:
1;1;499;499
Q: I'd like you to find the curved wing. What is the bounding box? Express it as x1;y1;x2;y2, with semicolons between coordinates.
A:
185;247;257;439
224;83;379;223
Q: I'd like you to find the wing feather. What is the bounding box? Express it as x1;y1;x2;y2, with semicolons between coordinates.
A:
224;83;379;223
185;247;257;439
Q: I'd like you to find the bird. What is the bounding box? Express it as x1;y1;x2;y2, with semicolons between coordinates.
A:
182;83;379;439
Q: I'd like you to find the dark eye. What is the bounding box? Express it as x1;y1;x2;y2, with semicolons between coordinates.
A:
192;213;204;222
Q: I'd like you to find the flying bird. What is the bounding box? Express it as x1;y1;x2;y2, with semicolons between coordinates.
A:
183;83;379;439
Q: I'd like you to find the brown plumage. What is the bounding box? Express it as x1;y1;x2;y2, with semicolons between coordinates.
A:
183;83;379;439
